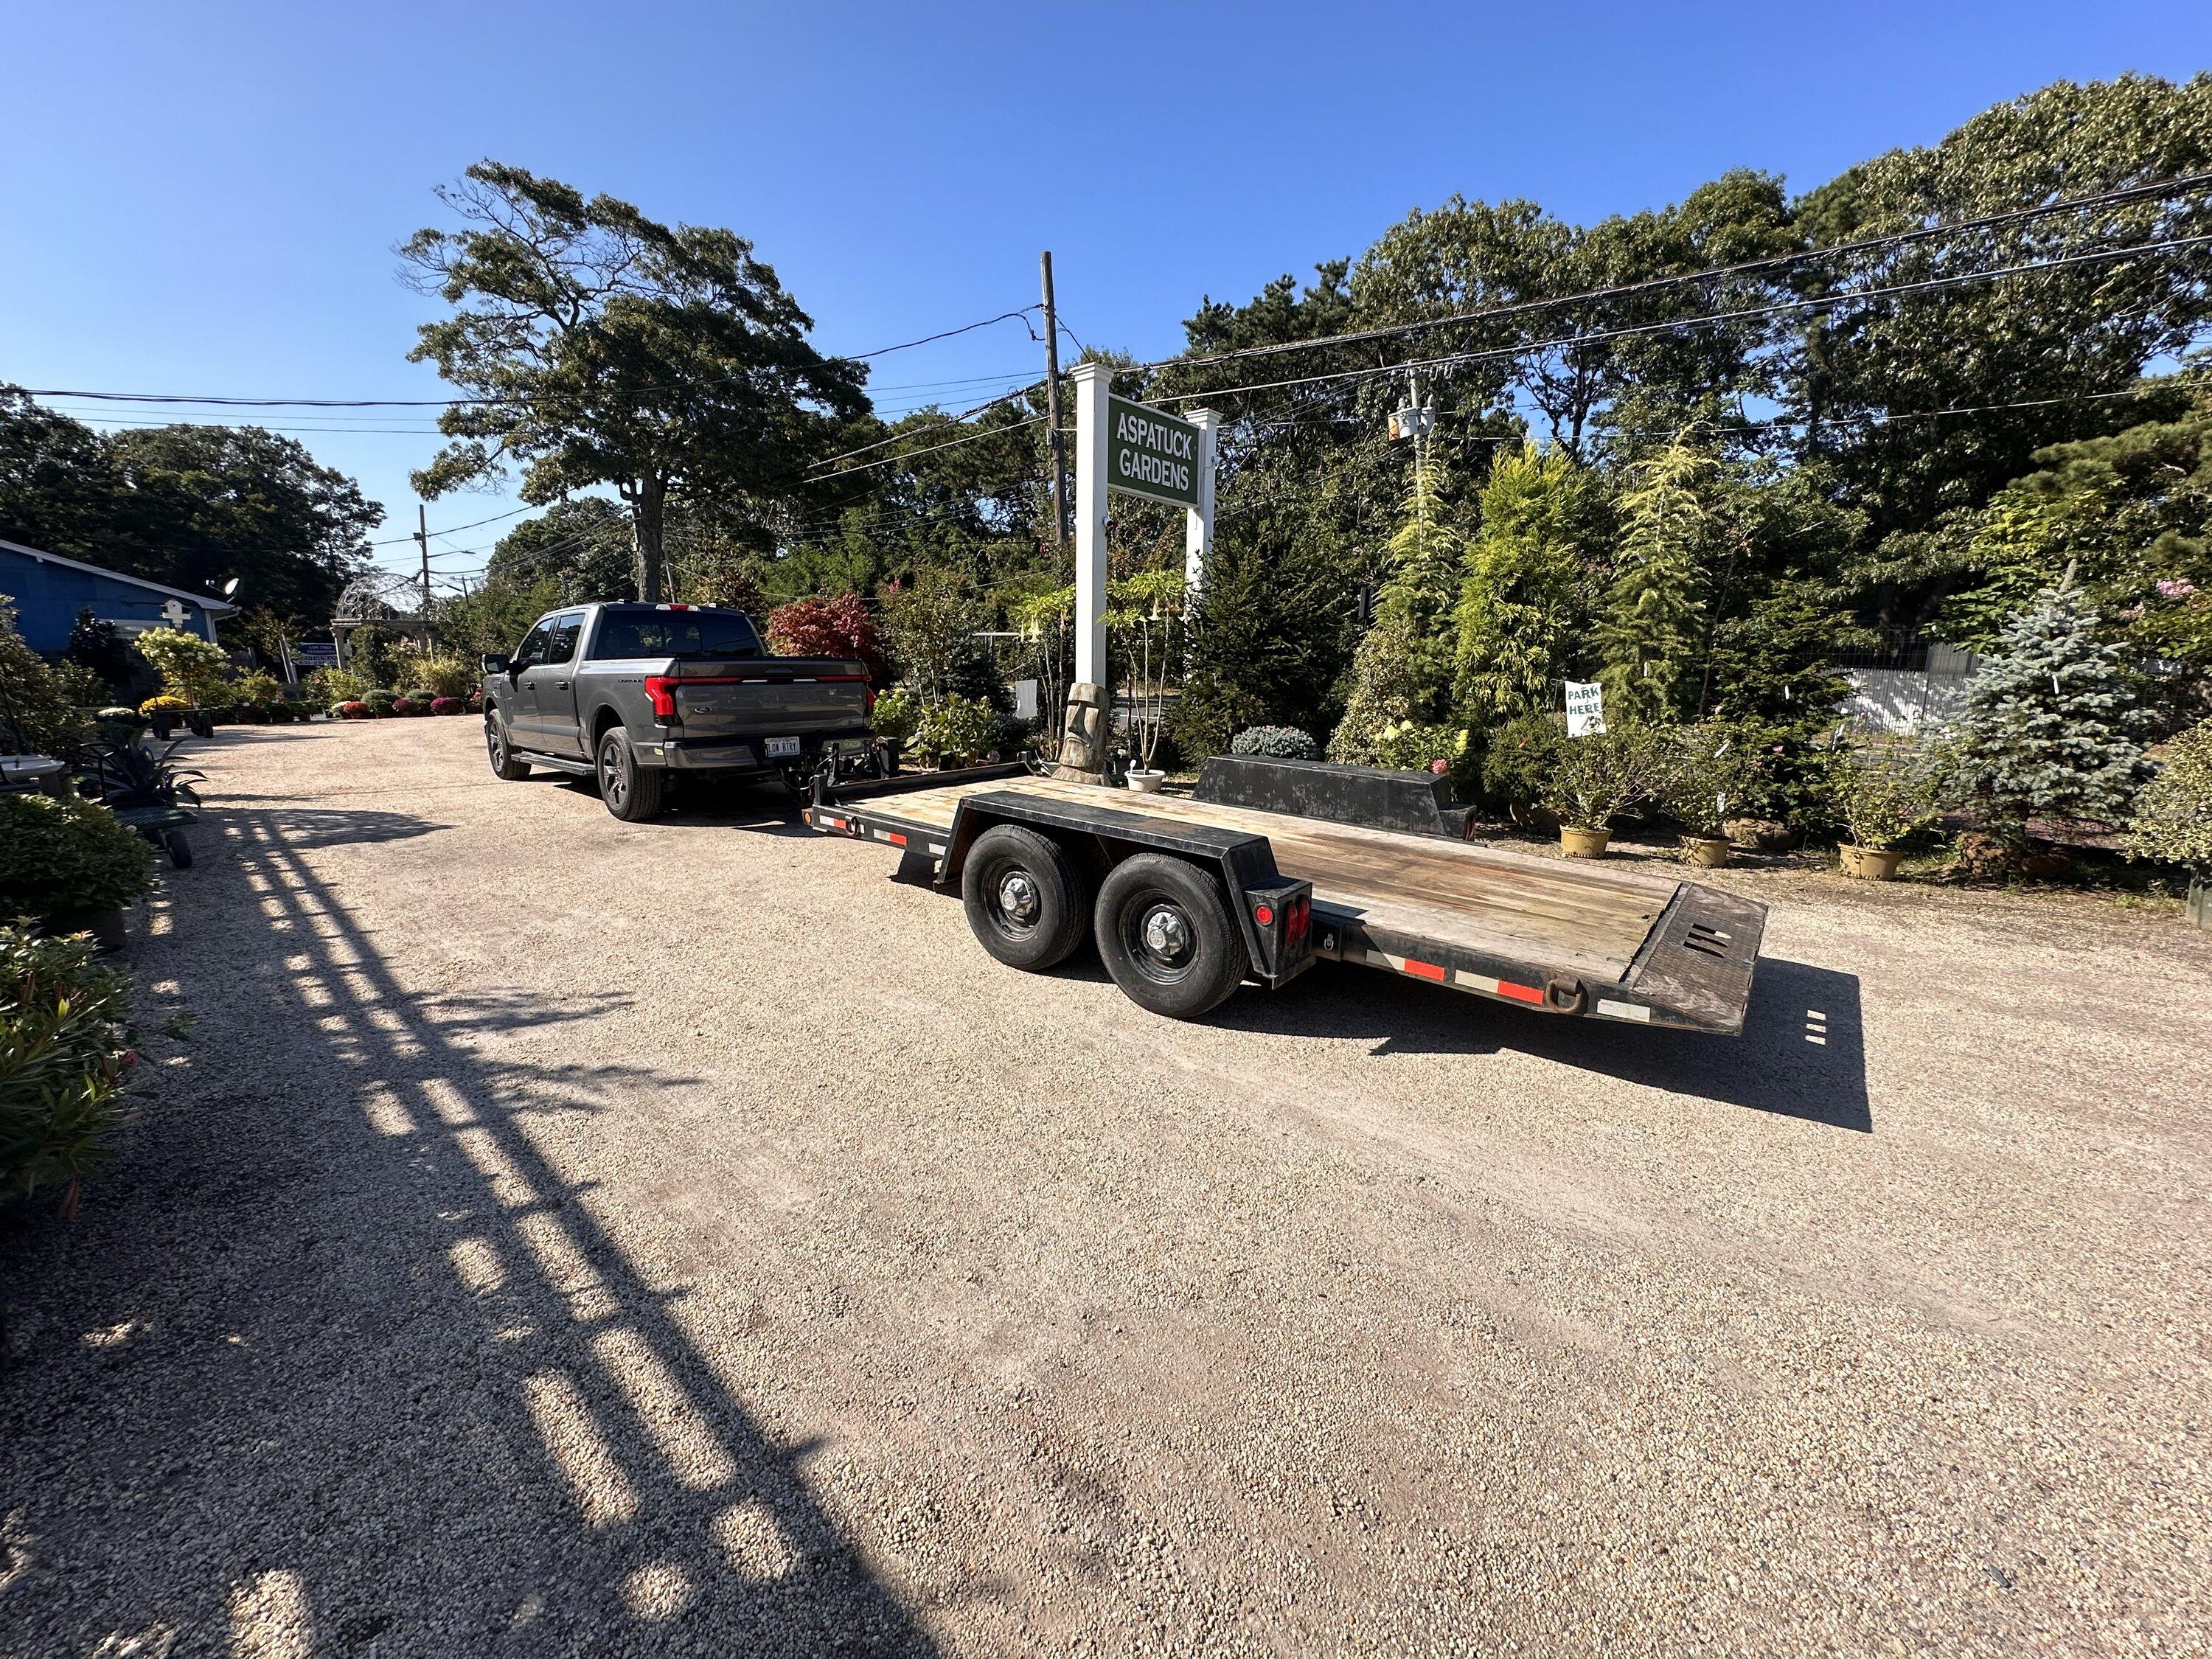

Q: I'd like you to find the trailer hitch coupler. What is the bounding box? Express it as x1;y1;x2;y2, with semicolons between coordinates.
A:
1545;976;1588;1016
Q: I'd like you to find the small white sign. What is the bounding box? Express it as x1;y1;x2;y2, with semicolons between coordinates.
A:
1014;678;1039;720
1565;680;1607;737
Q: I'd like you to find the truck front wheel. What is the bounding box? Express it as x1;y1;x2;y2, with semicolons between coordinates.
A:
961;825;1089;971
597;727;665;821
1094;853;1250;1020
487;720;530;781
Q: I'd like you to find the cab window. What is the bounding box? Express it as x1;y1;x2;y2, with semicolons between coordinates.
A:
512;619;554;670
546;612;585;665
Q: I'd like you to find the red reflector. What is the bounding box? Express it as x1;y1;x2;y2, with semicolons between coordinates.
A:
888;832;906;846
1254;903;1274;926
827;816;845;830
1497;980;1545;1004
1403;959;1445;982
643;675;678;719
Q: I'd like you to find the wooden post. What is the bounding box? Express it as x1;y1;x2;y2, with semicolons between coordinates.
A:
1040;252;1068;550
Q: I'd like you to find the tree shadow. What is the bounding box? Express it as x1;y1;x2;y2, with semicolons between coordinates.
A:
0;803;934;1654
1212;956;1872;1132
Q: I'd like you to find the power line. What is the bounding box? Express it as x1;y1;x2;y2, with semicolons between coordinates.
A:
849;309;1039;358
1121;169;2212;383
1130;232;2212;410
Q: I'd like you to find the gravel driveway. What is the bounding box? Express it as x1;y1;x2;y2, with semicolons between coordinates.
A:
4;719;2209;1656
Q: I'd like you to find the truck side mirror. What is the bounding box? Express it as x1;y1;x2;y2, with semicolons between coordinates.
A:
481;653;512;677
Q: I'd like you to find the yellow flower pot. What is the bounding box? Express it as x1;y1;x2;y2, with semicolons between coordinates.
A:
1559;826;1611;859
1839;844;1905;880
1680;835;1731;868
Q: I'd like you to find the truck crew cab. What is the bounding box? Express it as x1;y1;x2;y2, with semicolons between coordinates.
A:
481;602;874;821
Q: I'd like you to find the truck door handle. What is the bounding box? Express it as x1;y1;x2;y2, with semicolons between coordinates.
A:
555;679;569;690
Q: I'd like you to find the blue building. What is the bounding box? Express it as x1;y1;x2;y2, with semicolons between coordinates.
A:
0;537;237;655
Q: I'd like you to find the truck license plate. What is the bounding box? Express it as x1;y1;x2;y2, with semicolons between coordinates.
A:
765;736;801;758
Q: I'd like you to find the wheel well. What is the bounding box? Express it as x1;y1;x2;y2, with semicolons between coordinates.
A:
591;705;624;745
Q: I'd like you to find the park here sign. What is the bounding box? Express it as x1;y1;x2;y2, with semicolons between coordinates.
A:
1108;394;1203;509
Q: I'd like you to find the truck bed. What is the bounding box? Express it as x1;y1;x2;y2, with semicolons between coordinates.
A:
808;773;1770;1034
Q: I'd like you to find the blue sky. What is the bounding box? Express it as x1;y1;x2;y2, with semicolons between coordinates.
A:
4;1;2210;589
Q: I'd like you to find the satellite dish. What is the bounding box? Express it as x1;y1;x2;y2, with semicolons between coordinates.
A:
222;577;241;598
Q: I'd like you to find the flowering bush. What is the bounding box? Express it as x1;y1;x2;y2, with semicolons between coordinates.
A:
0;794;155;920
1371;720;1465;774
335;700;371;720
134;627;232;706
429;697;465;716
139;693;190;718
1;923;139;1215
1231;726;1322;761
391;697;428;717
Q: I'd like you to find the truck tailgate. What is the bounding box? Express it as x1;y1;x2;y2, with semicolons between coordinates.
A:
663;663;869;740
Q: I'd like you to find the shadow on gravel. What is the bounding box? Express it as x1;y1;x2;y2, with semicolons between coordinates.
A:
1216;956;1873;1133
0;804;933;1654
543;771;819;837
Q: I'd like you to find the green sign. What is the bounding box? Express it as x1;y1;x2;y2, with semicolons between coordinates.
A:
1107;394;1202;508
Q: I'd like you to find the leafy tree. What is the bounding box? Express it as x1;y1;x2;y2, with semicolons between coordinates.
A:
2126;714;2212;873
486;498;636;605
1330;459;1465;763
402;162;867;602
0;599;94;758
0;392;379;625
1947;579;2157;829
880;571;1001;706
1453;442;1599;725
1598;434;1715;723
766;595;883;678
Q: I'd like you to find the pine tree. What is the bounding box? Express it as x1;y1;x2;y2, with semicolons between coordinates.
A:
1948;577;2155;830
1329;456;1464;763
1453;442;1593;726
1598;434;1714;726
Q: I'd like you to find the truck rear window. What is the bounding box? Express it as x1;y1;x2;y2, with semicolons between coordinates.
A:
590;608;764;661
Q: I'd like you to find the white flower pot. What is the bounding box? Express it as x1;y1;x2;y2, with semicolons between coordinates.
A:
1125;768;1166;794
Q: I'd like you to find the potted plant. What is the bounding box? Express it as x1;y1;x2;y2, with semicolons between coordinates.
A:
1108;570;1183;792
2125;714;2212;928
1660;723;1759;868
1833;739;1940;880
0;793;156;951
872;686;921;771
0;922;139;1219
1540;727;1655;858
913;694;995;771
137;692;189;740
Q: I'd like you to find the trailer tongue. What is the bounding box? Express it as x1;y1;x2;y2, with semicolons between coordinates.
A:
805;758;1767;1034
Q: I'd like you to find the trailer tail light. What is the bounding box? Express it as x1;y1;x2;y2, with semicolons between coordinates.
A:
1254;903;1274;927
644;675;678;720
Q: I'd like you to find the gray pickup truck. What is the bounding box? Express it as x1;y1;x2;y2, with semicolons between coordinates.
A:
480;602;874;821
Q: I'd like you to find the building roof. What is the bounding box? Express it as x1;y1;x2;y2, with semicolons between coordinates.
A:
0;537;240;616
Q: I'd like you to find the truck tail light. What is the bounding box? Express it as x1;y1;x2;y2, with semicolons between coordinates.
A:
644;675;678;720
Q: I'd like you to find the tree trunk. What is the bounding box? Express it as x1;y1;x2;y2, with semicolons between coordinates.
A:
632;476;668;603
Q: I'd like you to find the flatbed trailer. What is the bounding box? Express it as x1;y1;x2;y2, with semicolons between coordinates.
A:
804;758;1768;1034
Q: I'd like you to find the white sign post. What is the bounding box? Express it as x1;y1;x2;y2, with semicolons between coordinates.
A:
1068;361;1216;686
1565;680;1607;737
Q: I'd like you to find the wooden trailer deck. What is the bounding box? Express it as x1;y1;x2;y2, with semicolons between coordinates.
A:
832;774;1686;985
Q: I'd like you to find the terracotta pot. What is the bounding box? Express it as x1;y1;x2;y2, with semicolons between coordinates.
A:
1839;844;1905;881
1680;835;1731;869
1559;826;1611;859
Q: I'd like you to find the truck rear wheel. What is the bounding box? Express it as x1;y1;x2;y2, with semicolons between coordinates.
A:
961;825;1089;971
487;721;530;781
597;727;665;821
1093;853;1249;1020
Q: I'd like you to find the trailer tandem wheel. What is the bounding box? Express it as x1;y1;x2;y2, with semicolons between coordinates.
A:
1093;852;1251;1020
961;824;1091;971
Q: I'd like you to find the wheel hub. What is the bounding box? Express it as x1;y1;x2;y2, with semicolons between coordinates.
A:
998;871;1040;925
1141;904;1192;963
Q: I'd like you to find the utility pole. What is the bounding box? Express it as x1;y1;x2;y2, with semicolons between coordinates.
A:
1040;251;1069;551
415;504;434;647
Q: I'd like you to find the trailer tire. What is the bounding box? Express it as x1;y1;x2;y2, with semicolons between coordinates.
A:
962;825;1090;971
1093;853;1250;1020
